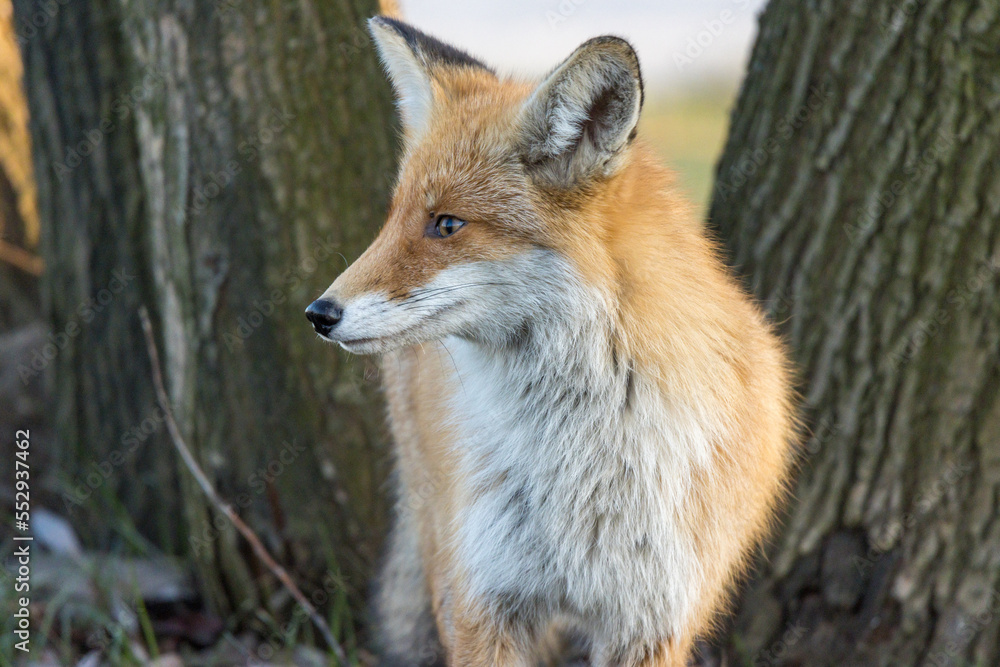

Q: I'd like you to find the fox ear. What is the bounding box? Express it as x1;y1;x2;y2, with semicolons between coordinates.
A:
519;37;643;188
368;17;494;138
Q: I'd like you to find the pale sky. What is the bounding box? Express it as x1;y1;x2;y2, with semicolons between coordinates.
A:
401;0;769;92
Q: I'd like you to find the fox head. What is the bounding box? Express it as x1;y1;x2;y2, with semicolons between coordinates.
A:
306;17;645;354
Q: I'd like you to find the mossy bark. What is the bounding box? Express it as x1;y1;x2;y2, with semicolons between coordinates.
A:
13;0;397;640
710;1;1000;665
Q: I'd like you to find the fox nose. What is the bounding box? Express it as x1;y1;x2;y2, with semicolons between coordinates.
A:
305;299;343;336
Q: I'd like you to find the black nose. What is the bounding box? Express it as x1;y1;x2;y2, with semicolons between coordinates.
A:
305;299;343;336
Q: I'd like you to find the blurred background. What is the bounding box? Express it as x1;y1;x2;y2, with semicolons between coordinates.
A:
2;0;998;666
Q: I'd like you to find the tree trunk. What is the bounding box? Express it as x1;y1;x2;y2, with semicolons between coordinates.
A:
0;1;39;327
13;0;397;644
709;0;1000;665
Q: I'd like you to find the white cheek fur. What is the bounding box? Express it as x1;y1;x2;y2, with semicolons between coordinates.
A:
331;250;565;353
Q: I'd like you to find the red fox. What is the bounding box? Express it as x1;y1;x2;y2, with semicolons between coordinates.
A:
305;16;797;667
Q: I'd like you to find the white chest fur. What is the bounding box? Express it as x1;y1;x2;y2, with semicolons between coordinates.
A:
440;280;712;643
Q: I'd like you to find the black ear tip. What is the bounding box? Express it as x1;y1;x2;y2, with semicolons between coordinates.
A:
369;15;495;75
367;15;387;36
368;15;401;32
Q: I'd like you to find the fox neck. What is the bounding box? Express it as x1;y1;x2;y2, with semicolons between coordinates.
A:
453;253;628;407
442;253;706;638
444;241;717;487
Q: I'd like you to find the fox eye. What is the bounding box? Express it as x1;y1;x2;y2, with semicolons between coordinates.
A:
430;214;466;238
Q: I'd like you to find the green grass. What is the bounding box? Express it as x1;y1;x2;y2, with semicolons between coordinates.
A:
638;85;738;217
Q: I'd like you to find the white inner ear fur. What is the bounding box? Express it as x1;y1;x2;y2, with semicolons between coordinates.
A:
520;39;642;185
368;20;434;137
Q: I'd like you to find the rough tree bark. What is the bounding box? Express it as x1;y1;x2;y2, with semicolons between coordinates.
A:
710;1;1000;665
13;0;397;644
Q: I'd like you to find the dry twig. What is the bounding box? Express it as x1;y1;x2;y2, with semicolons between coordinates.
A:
139;306;348;664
